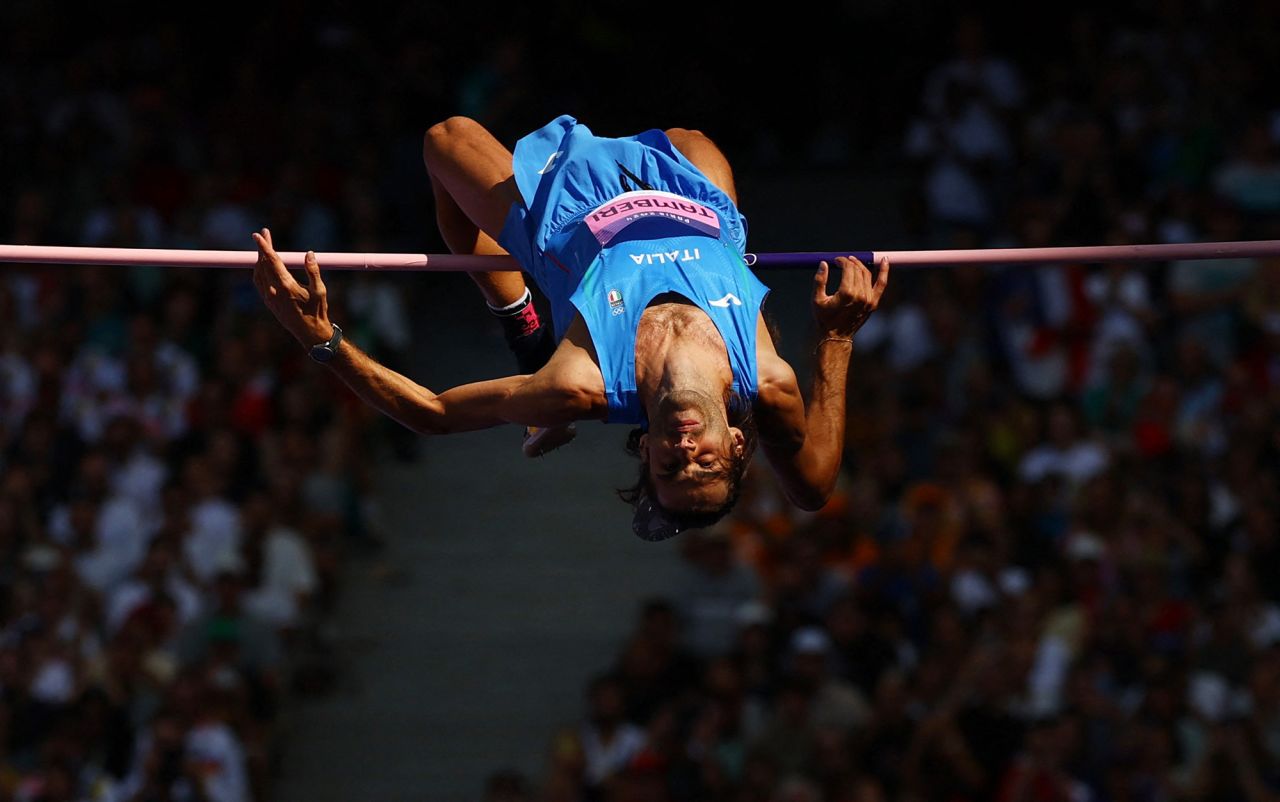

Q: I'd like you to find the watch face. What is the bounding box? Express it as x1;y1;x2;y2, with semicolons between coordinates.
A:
310;344;334;363
310;324;341;363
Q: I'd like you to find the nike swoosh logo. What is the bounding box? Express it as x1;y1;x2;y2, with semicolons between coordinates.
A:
536;151;564;175
709;293;742;307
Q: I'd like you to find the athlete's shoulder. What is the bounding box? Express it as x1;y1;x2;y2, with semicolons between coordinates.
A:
756;351;798;399
753;352;804;450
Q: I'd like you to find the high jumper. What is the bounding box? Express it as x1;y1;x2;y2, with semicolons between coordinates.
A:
251;113;890;540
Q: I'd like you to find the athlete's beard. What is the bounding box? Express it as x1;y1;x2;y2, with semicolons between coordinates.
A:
649;388;727;440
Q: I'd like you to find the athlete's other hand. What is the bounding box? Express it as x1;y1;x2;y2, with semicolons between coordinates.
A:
251;228;333;346
811;255;889;339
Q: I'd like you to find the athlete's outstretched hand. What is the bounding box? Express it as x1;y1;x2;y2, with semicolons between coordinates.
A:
811;255;890;340
251;227;333;347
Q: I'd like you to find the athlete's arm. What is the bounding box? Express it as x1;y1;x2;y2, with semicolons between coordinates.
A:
754;256;889;511
325;339;592;434
250;228;594;435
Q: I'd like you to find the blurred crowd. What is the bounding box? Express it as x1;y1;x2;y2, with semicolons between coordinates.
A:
487;6;1280;802
1;4;438;802
5;1;1280;801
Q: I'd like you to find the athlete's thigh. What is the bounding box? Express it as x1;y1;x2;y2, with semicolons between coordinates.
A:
664;127;740;206
423;116;523;242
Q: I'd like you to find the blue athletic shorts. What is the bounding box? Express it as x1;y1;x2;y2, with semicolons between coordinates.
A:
496;114;749;330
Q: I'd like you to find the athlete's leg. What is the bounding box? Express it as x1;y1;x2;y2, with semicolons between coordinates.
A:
423;116;571;456
427;172;508;257
423;115;557;372
422;116;528;308
664;128;740;206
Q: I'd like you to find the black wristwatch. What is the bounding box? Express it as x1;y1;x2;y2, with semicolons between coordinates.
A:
309;323;343;363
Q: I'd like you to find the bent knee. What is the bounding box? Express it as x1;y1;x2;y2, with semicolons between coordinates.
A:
423;116;484;159
664;127;708;145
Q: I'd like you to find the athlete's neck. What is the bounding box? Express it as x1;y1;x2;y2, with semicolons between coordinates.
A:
632;304;732;416
639;349;730;408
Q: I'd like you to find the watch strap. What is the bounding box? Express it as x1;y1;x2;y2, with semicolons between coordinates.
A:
309;323;343;363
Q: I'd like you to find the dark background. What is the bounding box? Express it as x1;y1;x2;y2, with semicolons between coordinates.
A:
3;2;1280;801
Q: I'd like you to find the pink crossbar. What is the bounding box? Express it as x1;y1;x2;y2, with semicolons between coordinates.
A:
0;241;1277;271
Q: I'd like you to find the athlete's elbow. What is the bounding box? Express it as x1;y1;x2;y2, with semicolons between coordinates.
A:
410;399;450;436
537;380;597;423
790;474;839;511
791;488;832;512
561;386;598;420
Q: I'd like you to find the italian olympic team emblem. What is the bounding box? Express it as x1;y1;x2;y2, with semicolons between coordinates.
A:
608;289;625;316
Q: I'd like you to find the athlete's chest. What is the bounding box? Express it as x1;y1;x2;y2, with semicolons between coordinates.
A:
633;295;727;353
554;301;758;421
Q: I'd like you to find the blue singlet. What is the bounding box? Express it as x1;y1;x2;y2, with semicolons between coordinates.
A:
497;114;770;425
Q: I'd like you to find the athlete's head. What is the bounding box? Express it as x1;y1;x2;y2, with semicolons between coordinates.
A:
619;388;757;540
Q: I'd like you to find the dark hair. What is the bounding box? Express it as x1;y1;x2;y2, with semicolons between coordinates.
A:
616;390;758;531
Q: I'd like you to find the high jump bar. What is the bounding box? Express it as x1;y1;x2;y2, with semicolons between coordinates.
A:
0;240;1277;271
